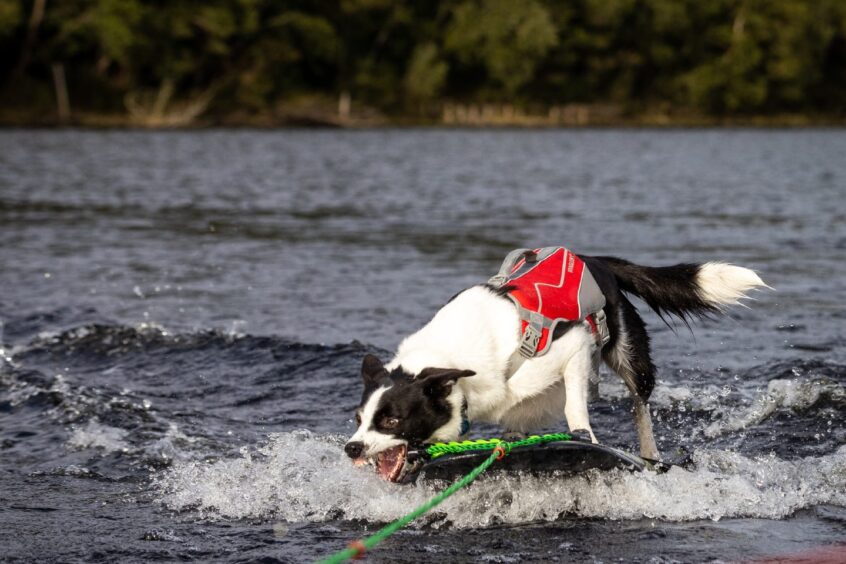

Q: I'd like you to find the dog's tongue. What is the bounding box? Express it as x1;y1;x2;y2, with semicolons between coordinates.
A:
376;445;407;482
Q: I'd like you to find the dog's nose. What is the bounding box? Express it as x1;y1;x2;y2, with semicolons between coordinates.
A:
344;441;364;459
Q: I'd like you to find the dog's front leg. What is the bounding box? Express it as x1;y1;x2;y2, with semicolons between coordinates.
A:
562;346;598;443
500;355;563;409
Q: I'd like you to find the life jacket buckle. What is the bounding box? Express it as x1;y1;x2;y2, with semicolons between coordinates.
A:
519;324;542;358
594;309;611;347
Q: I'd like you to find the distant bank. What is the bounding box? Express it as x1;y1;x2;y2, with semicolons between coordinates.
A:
2;102;844;129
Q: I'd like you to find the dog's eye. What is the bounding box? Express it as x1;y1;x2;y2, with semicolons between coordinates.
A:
355;412;362;427
380;416;400;430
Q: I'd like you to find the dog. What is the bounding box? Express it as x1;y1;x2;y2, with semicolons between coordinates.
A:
345;249;767;481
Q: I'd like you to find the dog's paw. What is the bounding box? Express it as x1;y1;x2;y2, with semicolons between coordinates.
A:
569;429;595;443
501;431;527;441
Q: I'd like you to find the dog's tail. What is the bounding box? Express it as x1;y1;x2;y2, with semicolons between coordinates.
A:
594;257;770;324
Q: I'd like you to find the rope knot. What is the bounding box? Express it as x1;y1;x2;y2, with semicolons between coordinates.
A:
493;444;509;460
348;540;366;559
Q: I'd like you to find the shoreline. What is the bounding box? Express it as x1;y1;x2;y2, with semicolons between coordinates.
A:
2;106;845;130
3;119;846;130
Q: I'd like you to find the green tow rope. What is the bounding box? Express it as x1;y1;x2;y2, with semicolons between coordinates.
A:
425;432;572;459
316;433;571;563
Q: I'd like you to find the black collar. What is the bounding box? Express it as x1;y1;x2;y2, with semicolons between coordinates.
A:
459;397;470;436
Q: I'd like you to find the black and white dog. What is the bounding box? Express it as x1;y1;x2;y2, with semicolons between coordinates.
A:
345;253;767;481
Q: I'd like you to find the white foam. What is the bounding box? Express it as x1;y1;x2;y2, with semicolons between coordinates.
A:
600;378;731;412
155;430;846;527
143;423;197;464
67;419;130;453
705;378;845;438
602;374;844;441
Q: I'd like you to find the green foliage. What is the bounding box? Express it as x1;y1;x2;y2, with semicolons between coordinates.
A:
0;0;21;39
405;42;448;106
52;0;143;65
1;0;845;121
445;0;558;94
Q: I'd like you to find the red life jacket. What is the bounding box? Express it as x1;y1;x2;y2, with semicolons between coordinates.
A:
489;247;608;358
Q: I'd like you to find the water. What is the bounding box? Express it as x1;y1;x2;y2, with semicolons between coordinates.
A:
1;129;844;562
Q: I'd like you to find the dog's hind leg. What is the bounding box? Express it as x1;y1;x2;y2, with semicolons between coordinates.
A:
603;296;660;460
632;398;658;460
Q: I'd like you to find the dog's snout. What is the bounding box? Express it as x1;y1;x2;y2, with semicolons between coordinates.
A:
345;441;364;459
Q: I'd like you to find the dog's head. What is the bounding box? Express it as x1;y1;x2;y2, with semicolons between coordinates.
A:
344;354;474;481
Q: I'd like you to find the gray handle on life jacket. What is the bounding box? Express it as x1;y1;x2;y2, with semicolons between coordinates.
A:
488;248;535;287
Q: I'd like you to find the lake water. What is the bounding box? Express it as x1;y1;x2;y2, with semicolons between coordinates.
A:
1;129;844;562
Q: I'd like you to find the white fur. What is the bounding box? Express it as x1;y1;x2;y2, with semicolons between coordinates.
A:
385;286;599;442
696;262;769;309
349;387;405;458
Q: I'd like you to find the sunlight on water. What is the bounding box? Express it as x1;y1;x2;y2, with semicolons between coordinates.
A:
156;430;846;527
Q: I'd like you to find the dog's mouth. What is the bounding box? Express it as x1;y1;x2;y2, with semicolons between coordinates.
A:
375;444;408;481
354;444;408;482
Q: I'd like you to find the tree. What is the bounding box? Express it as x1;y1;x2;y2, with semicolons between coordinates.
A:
445;0;558;96
681;0;830;113
404;42;447;111
2;0;846;123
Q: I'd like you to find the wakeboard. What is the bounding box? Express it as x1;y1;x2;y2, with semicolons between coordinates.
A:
397;436;661;484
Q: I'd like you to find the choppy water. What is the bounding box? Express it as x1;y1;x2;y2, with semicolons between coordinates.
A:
1;129;844;563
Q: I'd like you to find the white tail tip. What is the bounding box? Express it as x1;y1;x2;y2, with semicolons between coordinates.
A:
696;262;771;308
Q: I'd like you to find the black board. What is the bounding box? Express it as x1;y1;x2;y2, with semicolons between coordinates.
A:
399;441;649;484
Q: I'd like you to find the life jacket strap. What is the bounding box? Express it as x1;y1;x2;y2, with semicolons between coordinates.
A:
519;319;543;358
488;247;535;287
585;309;611;347
594;309;611;346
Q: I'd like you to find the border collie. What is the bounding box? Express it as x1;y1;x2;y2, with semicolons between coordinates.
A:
345;252;767;481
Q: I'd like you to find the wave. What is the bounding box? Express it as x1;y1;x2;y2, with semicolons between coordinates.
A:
600;359;845;448
704;377;845;438
67;419;130;452
0;323;374;469
3;322;844;528
155;430;846;527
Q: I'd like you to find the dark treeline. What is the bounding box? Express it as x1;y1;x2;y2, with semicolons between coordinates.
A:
2;0;846;126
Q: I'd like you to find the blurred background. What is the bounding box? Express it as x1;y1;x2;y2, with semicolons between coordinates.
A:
1;0;846;127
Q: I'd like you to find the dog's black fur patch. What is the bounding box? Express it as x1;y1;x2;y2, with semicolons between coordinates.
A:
582;255;718;402
360;353;390;405
588;256;717;326
358;356;474;446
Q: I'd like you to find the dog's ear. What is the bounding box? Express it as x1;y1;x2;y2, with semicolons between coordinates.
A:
361;354;388;384
418;367;475;399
